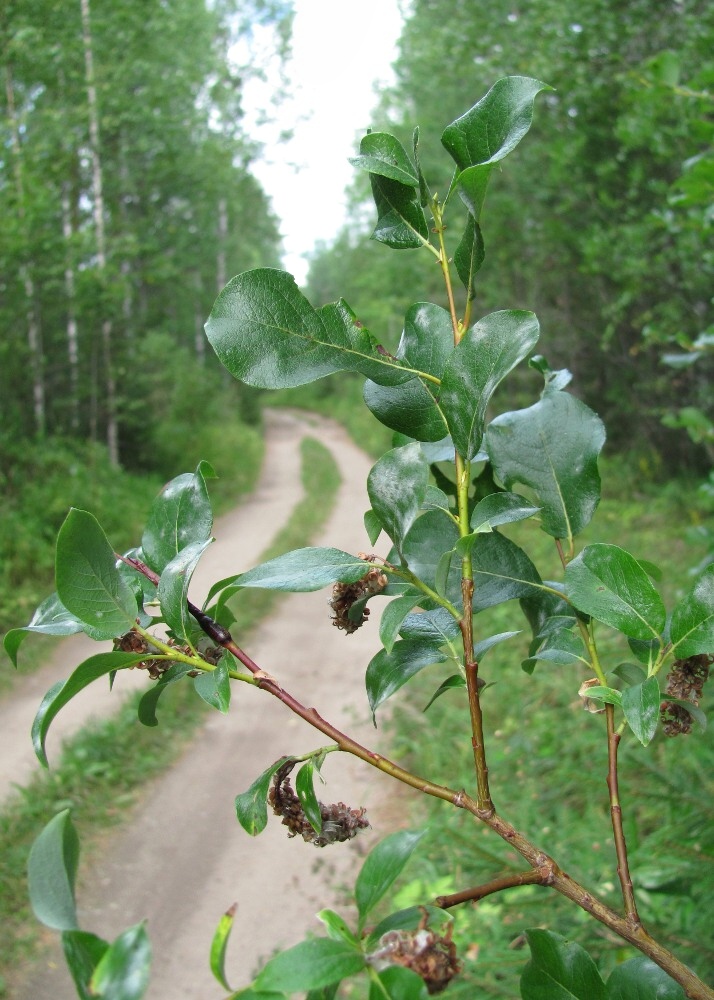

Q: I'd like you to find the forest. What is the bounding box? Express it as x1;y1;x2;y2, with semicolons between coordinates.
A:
1;0;713;998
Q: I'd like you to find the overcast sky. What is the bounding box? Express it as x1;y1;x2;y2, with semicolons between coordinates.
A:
240;0;404;284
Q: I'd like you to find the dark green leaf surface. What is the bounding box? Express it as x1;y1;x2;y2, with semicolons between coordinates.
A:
366;640;447;718
55;508;138;641
33;652;151;767
454;213;485;298
441;310;539;460
296;761;322;834
486;391;605;540
442;77;551;217
61;930;110;1000
399;607;461;644
368;444;428;549
565;544;666;641
158;539;212;643
369;172;429;249
350;132;419;186
399;511;461;604
193;658;231;714
28;809;79;931
379;595;424;653
622;676;660;746
363;375;448;441
205;269;413;388
89;922;151;1000
670;564;714;657
210;904;236;992
234;548;373;592
141;462;214;574
235;758;292;836
470;492;541;533
606;956;685;999
423;673;466;711
521;928;606;1000
471;532;543;612
355;829;426;927
3;592;84;666
137;663;195;727
255;939;364;993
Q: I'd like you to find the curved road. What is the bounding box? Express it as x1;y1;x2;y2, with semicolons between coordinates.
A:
9;410;399;999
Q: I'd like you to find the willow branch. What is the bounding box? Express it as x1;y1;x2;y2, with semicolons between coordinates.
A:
606;705;640;925
435;866;554;908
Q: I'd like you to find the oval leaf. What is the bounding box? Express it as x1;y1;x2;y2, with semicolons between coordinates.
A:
670;564;714;658
235;758;293;836
441;310;540;460
193;658;231;714
565;544;666;641
4;592;84;667
141;462;214;574
368;444;428;550
234;548;373;592
28;809;79;931
606;955;685;999
470;492;541;533
89;922;151;1000
255;938;365;993
61;930;110;1000
622;676;660;746
487;390;605;542
350;132;419;186
366;640;447;719
355;829;426;928
55;508;138;640
158;538;212;643
521;928;606;1000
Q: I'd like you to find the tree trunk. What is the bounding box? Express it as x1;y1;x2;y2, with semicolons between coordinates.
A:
4;62;46;438
80;0;119;466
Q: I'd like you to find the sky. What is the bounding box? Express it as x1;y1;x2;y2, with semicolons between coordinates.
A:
239;0;405;285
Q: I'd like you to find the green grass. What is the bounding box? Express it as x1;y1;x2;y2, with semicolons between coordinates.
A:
0;433;341;991
379;465;714;997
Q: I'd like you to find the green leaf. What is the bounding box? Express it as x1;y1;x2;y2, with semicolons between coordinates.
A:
399;607;461;644
366;640;447;719
350;132;419;186
235;758;292;836
89;922;151;1000
317;909;359;946
33;652;152;767
194;658;231;714
423;674;466;711
369;966;429;1000
565;544;666;641
471;533;543;613
379;595;424;653
582;686;623;707
399;511;461;604
28;809;79;931
421;484;452;515
442;77;551;218
622;676;660;746
487;391;606;541
205;269;413;389
3;592;84;667
529;629;587;667
368;171;429;249
158;539;212;643
61;930;110;1000
474;630;522;659
606;955;685;999
441;310;540;460
296;761;322;835
55;508;139;640
454;214;485;299
368;444;429;550
137;663;195;727
355;830;426;928
232;548;372;592
363;303;454;441
210;903;237;992
470;492;541;533
670;564;714;657
521;928;606;1000
255;939;365;993
364;508;383;545
141;462;214;574
613;662;648;686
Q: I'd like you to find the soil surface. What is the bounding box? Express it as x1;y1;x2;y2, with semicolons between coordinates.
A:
7;410;400;999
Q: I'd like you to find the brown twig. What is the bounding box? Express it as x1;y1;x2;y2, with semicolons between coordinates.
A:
435;865;554;908
606;705;640;925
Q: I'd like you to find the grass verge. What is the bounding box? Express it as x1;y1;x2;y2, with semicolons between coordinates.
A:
0;433;341;994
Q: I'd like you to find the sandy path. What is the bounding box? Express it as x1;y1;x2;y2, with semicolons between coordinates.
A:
10;410;398;999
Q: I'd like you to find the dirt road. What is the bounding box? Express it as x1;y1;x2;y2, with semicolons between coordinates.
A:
9;410;400;999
